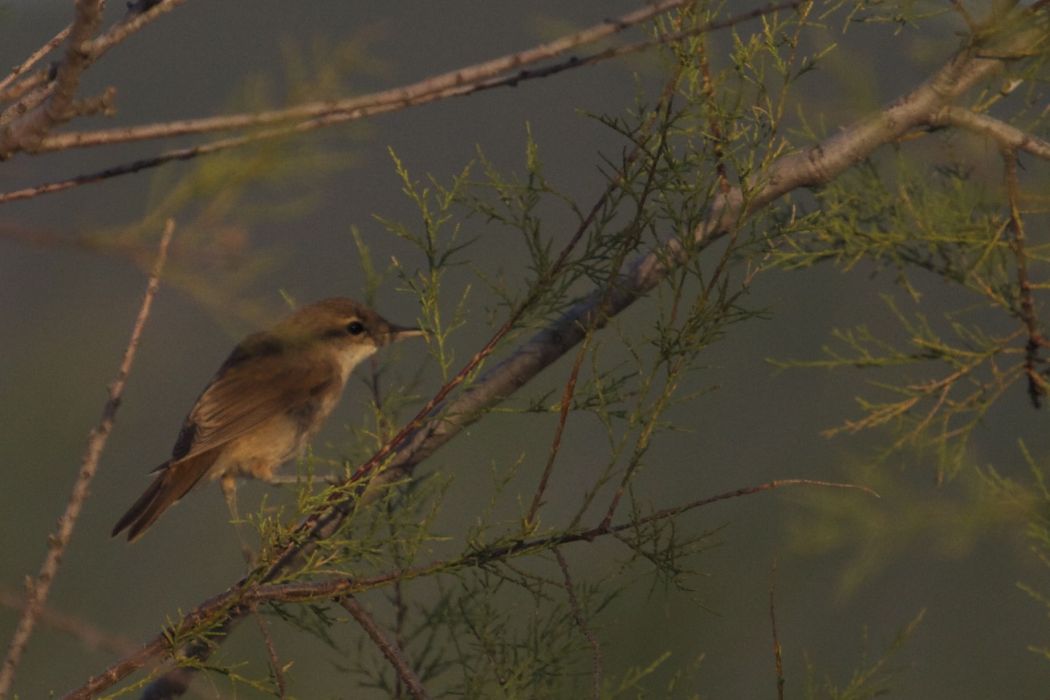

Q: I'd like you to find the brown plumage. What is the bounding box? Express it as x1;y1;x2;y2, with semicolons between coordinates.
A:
112;298;422;542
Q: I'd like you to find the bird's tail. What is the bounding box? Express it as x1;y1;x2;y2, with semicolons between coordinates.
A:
111;453;216;542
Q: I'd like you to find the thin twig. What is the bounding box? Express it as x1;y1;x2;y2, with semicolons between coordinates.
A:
0;588;137;657
525;338;591;528
554;549;603;700
0;24;71;96
769;559;785;700
0;218;175;699
242;480;879;601
525;59;684;529
695;19;732;196
339;596;430;700
254;607;287;698
33;0;685;153
89;0;188;62
1001;148;1047;407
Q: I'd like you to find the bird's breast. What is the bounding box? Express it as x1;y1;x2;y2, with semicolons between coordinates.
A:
211;414;308;481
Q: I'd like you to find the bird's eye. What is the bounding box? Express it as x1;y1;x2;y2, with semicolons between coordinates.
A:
346;321;365;336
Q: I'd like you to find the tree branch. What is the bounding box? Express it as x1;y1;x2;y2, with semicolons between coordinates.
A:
934;106;1050;160
554;549;602;700
0;219;175;699
339;596;430;700
0;0;104;157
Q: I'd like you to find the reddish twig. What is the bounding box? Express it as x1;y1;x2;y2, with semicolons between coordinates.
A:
524;340;590;528
339;596;430;700
1001;148;1048;407
254;610;287;698
0;218;175;699
555;549;603;700
525;59;684;529
769;559;785;700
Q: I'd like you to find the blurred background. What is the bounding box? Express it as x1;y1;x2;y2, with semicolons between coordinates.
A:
1;1;1049;697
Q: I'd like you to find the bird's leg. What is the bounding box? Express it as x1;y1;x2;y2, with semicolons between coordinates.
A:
220;474;256;566
220;474;286;683
220;473;240;523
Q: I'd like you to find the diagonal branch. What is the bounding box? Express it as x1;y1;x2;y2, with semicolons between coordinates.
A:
38;1;807;153
554;549;603;700
0;24;71;97
380;20;1038;488
0;219;175;699
339;596;430;700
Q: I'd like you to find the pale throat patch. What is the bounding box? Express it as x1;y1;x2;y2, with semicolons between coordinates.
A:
336;342;379;381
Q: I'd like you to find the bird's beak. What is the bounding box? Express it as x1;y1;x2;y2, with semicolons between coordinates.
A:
387;324;427;343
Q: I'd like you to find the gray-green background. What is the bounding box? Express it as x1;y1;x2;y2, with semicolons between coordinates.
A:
2;2;1048;697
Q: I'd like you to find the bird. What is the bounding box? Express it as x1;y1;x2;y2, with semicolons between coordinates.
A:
111;297;424;542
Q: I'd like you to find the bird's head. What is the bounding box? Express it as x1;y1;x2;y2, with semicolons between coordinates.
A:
277;297;425;369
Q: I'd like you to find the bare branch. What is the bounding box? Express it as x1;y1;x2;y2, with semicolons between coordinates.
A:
33;0;686;153
769;559;785;700
0;219;175;698
339;596;430;700
0;24;71;96
36;1;802;154
89;0;189;62
1001;148;1048;407
935;106;1050;160
554;549;602;700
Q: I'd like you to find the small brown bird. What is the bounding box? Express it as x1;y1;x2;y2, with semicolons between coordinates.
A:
112;298;424;542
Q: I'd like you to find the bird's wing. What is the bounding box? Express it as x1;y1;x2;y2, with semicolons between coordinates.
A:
170;336;340;462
